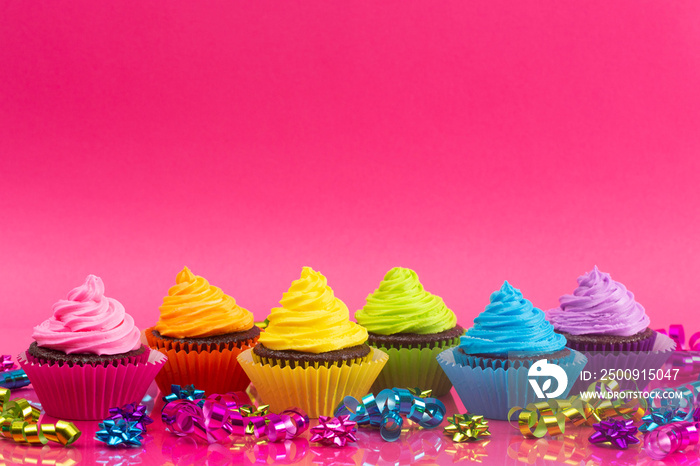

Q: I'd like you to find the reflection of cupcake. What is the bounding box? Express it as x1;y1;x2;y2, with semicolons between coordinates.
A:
355;267;463;396
548;267;674;391
437;281;587;420
19;275;166;420
238;267;388;417
548;267;655;351
145;267;260;395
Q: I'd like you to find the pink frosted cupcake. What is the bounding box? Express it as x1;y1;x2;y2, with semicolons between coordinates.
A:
19;275;167;420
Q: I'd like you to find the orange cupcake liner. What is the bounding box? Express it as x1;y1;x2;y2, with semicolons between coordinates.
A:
238;347;389;418
145;327;258;396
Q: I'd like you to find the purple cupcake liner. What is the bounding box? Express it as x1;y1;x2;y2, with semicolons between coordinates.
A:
568;332;675;394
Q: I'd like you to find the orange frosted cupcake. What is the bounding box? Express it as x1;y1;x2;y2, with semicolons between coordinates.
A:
145;267;259;395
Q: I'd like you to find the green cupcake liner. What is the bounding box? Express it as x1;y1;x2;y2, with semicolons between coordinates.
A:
370;337;460;397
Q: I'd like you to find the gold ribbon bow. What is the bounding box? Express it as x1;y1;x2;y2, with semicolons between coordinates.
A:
444;414;491;442
407;388;433;399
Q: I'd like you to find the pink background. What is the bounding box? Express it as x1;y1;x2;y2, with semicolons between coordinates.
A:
2;1;700;346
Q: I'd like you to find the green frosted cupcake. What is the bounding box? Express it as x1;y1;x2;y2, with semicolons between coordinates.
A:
355;267;463;396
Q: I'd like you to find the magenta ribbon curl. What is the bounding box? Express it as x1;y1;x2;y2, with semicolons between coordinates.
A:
656;325;700;351
644;421;700;460
162;392;309;444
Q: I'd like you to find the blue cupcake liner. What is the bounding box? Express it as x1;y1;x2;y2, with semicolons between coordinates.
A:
453;347;577;370
437;347;588;420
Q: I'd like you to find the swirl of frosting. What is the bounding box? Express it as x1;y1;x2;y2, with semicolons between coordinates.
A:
459;281;566;356
258;266;368;353
32;275;141;355
547;266;650;336
155;267;254;338
355;267;457;335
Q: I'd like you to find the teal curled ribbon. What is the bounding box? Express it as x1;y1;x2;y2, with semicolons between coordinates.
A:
334;388;445;442
647;381;700;420
0;370;31;390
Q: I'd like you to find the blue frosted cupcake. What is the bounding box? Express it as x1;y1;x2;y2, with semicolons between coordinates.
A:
437;281;587;420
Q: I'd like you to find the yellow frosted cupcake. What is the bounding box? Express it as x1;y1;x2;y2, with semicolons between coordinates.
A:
238;267;388;417
355;267;463;396
145;267;259;395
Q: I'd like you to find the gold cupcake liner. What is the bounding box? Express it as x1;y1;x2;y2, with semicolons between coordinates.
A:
238;347;388;418
145;327;258;395
370;337;460;397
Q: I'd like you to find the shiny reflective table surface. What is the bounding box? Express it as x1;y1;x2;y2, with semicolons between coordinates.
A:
4;383;699;466
3;333;700;466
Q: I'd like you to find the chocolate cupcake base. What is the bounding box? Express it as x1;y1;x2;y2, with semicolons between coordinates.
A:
367;325;465;350
456;347;573;370
26;342;148;367
252;343;372;368
555;327;656;353
149;327;261;353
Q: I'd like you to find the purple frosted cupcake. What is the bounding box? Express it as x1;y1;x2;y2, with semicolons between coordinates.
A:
548;267;655;352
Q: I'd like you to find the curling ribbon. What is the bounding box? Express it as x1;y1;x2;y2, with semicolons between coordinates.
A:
334;388;446;442
0;387;80;446
646;381;700;417
644;420;700;460
162;389;308;444
507;378;647;438
656;325;700;351
0;369;31;390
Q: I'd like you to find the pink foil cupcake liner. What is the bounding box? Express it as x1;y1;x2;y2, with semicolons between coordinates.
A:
18;349;167;420
24;345;151;367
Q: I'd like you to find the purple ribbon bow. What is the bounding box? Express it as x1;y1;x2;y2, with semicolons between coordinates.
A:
108;403;154;432
589;419;640;449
